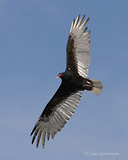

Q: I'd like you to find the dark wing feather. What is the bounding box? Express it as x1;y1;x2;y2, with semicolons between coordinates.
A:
31;80;83;148
66;15;90;78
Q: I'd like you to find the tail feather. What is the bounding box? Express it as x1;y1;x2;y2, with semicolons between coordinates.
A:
89;79;103;95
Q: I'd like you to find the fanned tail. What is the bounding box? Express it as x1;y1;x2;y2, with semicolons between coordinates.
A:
89;79;103;95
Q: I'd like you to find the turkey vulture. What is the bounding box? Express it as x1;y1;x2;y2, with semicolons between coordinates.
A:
31;15;103;148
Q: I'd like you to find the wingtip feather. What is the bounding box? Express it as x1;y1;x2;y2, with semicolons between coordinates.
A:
36;131;42;148
42;131;46;148
77;15;85;27
79;17;89;29
70;15;89;33
70;19;75;32
74;15;80;27
30;125;36;136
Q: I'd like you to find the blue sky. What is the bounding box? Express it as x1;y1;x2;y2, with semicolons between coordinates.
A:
0;0;128;159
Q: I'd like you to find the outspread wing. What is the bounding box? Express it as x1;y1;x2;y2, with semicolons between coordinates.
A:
66;15;90;78
31;80;83;148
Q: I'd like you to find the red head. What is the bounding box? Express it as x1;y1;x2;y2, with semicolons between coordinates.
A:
57;73;63;78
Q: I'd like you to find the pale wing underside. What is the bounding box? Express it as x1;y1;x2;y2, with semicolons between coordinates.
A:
31;90;82;148
68;15;90;78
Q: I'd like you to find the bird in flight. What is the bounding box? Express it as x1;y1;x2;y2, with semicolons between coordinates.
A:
30;15;103;148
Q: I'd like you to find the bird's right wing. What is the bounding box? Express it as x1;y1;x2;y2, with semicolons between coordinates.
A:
66;15;90;78
31;80;83;148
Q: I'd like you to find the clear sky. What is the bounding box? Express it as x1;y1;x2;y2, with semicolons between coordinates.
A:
0;0;128;160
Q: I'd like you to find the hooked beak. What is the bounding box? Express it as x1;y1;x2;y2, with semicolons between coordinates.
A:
57;73;62;78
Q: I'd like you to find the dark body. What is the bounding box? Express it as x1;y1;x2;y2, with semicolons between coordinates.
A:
41;72;93;119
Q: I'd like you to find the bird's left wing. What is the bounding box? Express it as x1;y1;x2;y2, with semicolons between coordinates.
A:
66;15;90;78
31;81;83;148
